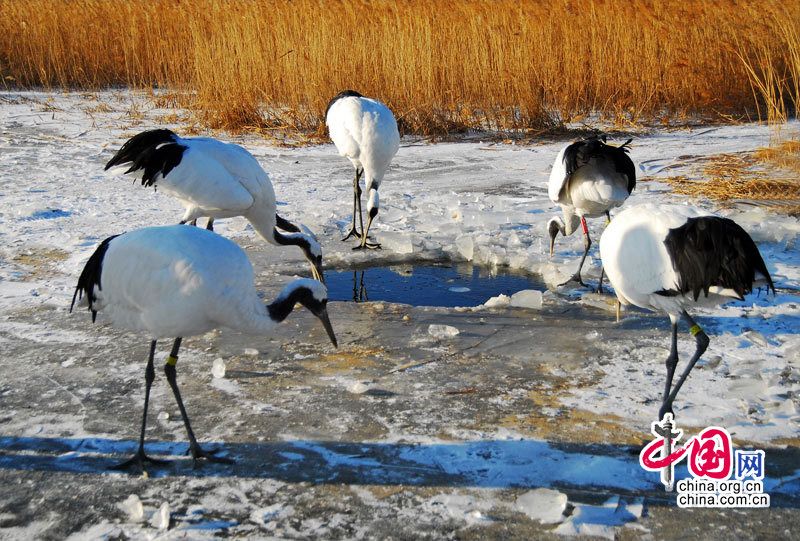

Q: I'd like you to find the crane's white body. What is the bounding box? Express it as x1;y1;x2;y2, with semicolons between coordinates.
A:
548;145;632;234
154;137;276;227
93;225;323;338
600;204;753;321
109;135;324;255
326;96;400;212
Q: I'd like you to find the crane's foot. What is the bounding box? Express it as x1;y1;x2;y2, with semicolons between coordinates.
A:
353;242;381;250
188;444;234;468
341;227;362;241
558;273;588;288
111;449;170;472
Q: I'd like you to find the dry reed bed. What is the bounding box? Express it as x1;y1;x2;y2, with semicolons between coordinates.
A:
659;140;800;214
1;0;799;134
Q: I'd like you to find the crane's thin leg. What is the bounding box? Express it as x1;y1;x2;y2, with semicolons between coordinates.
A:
597;212;612;294
206;218;214;231
659;312;710;420
179;219;198;227
354;210;382;250
658;322;679;420
113;340;170;471
597;267;606;294
163;338;233;467
342;168;364;241
558;216;590;287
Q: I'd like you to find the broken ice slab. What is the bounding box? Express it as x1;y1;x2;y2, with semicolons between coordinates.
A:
554;496;643;539
212;357;226;379
149;502;170;530
117;495;144;522
482;294;511;308
428;324;460;339
455;235;474;261
514;488;567;523
742;330;769;348
509;289;543;309
375;231;416;254
580;292;618;313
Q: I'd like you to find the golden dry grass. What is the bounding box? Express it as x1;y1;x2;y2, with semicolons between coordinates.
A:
1;0;799;134
659;138;800;214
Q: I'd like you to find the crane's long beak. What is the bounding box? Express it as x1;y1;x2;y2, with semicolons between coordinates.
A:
547;220;560;258
311;259;326;285
316;308;338;348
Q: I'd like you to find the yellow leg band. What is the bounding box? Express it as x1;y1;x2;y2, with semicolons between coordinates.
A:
166;355;178;366
689;324;702;336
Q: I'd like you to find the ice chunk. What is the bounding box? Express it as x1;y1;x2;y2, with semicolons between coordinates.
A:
698;354;722;369
742;330;768;348
510;289;543;309
580;292;618;313
149;502;170;530
428;324;460;338
483;294;511;308
212;358;226;379
449;286;471;293
117;495;144;522
348;381;371;394
554;496;642;539
515;488;567;523
157;411;169;422
243;348;259;357
377;231;415;254
455;235;474;261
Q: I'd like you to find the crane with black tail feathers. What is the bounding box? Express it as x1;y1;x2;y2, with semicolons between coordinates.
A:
599;204;774;422
548;135;636;290
326;90;400;250
70;225;337;472
105;129;326;283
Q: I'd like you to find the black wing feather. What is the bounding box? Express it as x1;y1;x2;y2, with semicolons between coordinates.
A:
70;234;120;322
105;129;186;187
325;90;363;119
561;136;636;197
662;217;774;301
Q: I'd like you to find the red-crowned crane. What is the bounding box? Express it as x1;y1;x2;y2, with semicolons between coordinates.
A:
71;225;337;471
600;204;774;421
326;91;400;250
105;129;325;282
548;135;636;289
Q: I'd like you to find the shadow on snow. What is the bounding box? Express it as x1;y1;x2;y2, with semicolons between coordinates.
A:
1;435;798;507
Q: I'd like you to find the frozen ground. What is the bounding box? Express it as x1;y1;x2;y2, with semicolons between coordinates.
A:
0;91;799;539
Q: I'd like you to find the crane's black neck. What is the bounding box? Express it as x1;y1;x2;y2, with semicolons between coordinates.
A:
267;286;307;322
273;228;314;259
267;285;324;323
325;90;363;118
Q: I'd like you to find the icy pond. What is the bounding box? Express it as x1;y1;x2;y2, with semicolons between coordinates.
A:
1;92;799;539
324;262;546;306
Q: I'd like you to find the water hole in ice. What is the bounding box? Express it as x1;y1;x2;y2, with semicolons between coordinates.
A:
324;262;546;307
